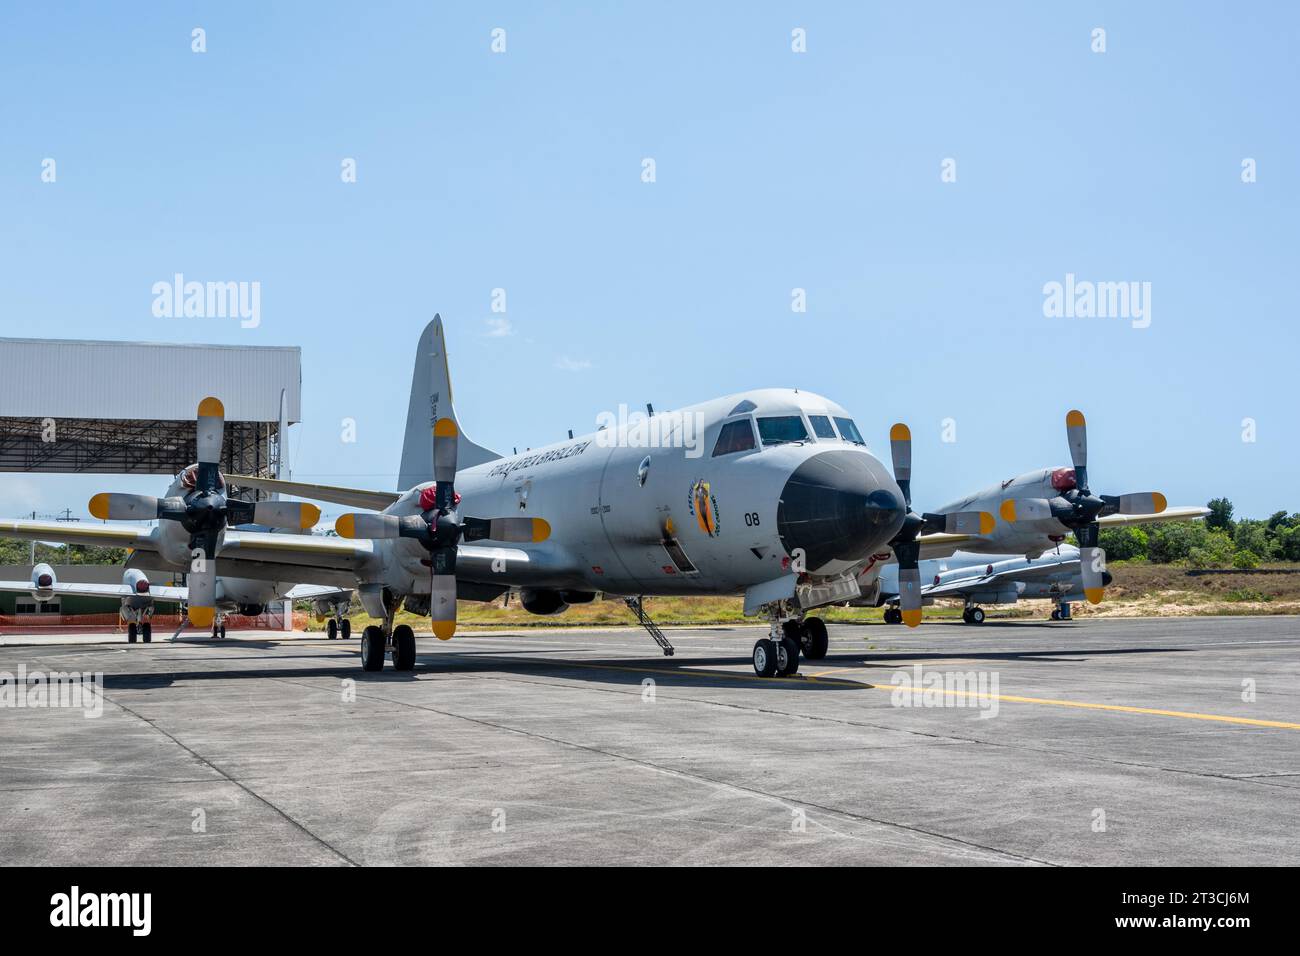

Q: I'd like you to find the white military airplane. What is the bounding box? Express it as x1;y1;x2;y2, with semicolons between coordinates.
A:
876;545;1109;624
0;563;348;642
224;316;1001;676
0;398;352;639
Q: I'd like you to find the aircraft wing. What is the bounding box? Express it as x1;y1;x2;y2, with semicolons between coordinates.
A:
923;555;1078;599
0;579;185;601
283;583;353;600
1098;505;1209;527
226;474;400;511
0;518;156;551
215;530;376;587
916;533;975;561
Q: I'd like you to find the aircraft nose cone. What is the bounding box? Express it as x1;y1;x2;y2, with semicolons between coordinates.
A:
777;450;906;572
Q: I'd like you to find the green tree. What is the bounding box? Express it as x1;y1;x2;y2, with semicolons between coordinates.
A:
1187;530;1235;569
1098;526;1148;561
1205;497;1234;535
1147;521;1210;563
1233;519;1276;560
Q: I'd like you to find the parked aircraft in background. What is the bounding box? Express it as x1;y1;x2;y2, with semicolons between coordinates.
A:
876;544;1109;624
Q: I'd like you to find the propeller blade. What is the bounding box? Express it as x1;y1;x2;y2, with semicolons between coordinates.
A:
429;562;457;640
335;513;403;539
196;397;225;491
462;516;551;543
893;540;923;627
247;501;321;529
924;511;995;535
88;493;160;521
1111;492;1167;516
433;417;458;510
1000;498;1054;523
1079;545;1107;604
1065;409;1088;489
186;559;218;628
889;423;912;509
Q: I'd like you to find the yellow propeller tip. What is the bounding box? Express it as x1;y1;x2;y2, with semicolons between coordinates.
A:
999;500;1017;523
901;609;922;627
531;517;551;542
433;418;458;438
1066;409;1086;427
1084;588;1104;605
889;423;911;442
335;514;356;538
198;397;225;417
978;512;995;535
431;620;456;641
189;606;216;627
88;493;110;520
1152;492;1167;514
300;504;321;529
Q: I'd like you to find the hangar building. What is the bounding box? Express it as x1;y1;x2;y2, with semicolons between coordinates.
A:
0;337;300;478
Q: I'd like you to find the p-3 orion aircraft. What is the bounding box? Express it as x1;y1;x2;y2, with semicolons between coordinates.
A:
224;317;999;677
0;398;351;639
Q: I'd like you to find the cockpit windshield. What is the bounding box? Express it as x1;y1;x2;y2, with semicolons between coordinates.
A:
757;416;809;445
808;415;837;439
833;417;865;445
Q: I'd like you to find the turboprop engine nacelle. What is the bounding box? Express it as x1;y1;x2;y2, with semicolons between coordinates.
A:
30;563;56;601
520;588;569;616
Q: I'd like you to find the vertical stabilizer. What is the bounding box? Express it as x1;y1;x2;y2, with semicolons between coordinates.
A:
398;315;502;490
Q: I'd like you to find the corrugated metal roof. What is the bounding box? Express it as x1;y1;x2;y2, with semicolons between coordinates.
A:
0;338;300;422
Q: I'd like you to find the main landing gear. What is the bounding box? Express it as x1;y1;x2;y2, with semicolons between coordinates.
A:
883;607;903;625
961;607;986;625
360;616;417;673
751;614;828;678
126;622;153;643
326;616;352;640
1050;602;1072;621
211;620;227;639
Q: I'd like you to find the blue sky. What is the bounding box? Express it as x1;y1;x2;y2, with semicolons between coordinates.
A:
1;2;1296;523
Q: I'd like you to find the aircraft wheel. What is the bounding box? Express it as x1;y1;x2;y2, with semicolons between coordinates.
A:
752;639;777;678
219;624;227;639
361;625;386;671
327;618;338;640
776;637;799;676
142;622;152;643
802;617;829;660
392;624;416;671
884;608;902;625
1050;609;1060;621
970;608;985;624
127;623;137;644
341;619;351;639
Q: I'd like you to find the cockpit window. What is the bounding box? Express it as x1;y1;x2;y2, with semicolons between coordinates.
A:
833;417;865;445
712;419;756;456
757;416;809;446
808;415;837;439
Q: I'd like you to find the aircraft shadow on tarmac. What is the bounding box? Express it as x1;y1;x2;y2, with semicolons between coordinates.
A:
74;641;1195;693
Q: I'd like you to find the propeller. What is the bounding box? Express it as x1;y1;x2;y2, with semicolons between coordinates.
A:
88;397;321;628
335;417;550;641
998;409;1166;604
885;423;994;627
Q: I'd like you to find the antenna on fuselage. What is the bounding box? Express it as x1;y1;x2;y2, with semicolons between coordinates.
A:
646;403;655;417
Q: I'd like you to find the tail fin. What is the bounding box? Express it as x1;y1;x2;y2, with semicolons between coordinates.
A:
398;315;502;490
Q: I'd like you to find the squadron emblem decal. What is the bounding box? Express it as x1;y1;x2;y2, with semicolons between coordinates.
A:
688;479;720;537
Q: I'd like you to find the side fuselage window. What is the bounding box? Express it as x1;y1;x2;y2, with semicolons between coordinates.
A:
712;419;757;456
833;417;865;445
808;415;837;439
757;416;809;446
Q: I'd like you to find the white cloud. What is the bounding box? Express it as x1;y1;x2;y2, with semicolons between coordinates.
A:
554;356;592;372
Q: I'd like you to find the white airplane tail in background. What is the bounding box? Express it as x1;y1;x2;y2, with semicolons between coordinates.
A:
397;315;502;490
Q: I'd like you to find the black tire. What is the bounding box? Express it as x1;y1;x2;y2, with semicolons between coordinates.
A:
142;622;152;643
803;617;829;660
1050;609;1060;621
219;624;227;639
970;608;985;624
361;625;386;672
752;639;777;678
961;609;972;623
392;624;416;671
327;618;338;640
341;618;351;639
777;637;800;676
127;623;137;644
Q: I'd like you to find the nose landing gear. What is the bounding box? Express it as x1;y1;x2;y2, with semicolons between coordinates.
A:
751;611;827;677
